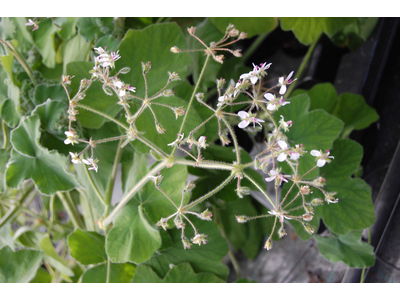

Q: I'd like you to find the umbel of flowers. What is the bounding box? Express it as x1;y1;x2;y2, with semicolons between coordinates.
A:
62;23;339;251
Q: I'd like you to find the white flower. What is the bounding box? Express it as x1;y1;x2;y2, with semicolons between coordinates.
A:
237;111;265;129
82;157;99;172
191;233;207;245
268;210;292;223
25;19;39;31
264;93;290;111
95;48;120;68
167;133;184;147
277;140;289;162
198;136;207;149
114;80;135;97
239;62;271;85
265;169;291;185
64;131;78;145
69;152;81;164
279;115;293;132
278;71;297;95
310;149;334;167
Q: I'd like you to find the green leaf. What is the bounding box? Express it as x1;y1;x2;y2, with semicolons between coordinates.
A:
68;229;107;265
316;139;375;234
315;231;375;268
34;83;68;105
106;203;162;264
0;246;44;283
210;17;278;38
95;35;120;52
31;99;67;133
334;93;379;138
55;17;78;40
61;34;91;74
0;149;8;192
39;235;74;277
132;262;225;283
144;217;229;280
331;18;379;51
280;17;358;45
81;262;136;283
76;17;113;42
0;17;16;40
118;22;191;98
6;115;80;195
0;65;8;105
66;61;121;129
1;79;21;127
32;18;58;68
30;267;52;283
0;223;14;250
11;18;34;49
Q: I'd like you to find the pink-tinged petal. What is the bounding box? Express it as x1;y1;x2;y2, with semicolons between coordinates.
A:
277;153;287;162
277;140;287;150
317;159;326;167
264;93;274;101
290;152;300;160
310;150;321;157
238;120;250;128
267;103;276;111
240;73;249;80
270;169;278;176
255;118;265;123
250;76;258;84
265;176;276;182
287;71;294;80
237;111;249;119
282;177;289;183
278;77;284;84
279;85;287;95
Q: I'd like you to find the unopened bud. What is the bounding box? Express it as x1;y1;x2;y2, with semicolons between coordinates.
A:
311;198;324;206
174;217;185;229
214;54;224;64
216;78;226;89
313;177;326;187
149;172;163;186
168;71;181;81
278;226;287;238
302;214;313;221
62;75;73;85
232;50;242;57
304;204;314;214
156;218;168;231
184;182;196;192
220;134;231;146
303;224;315;235
187;26;196;35
229;29;239;37
163;89;174;97
236;186;250;198
254;159;261;170
199;208;213;221
182;237;191;250
264;238;272;250
119;67;131;74
300;185;311;195
226;23;235;31
239;32;248;39
142;61;151;73
195;93;204;102
191;233;207;246
170;46;180;53
235;215;248;223
156;123;166;134
80;78;89;89
174;107;185;119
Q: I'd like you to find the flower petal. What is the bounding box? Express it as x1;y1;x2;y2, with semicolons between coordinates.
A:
264;93;274;101
237;111;249;119
277;153;287;162
279;85;287;95
317;159;326;167
238;120;250;128
310;150;321;157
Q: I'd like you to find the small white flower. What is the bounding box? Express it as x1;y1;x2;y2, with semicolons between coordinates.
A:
264;93;290;111
268;210;292;223
69;152;81;164
198;136;207;149
279;115;293;132
265;169;291;185
167;133;184;147
64;131;78;145
82;157;99;172
310;149;334;167
191;233;207;246
25;19;39;31
278;71;297;95
277;140;288;162
237;111;265;129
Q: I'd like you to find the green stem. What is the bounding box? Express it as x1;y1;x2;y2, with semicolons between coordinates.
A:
106;257;111;283
104;140;123;217
2;121;7;149
76;104;128;130
242;32;269;62
175;158;234;171
171;54;211;156
242;171;276;209
184;173;235;210
220;116;241;164
102;160;168;227
0;39;37;86
83;164;106;205
57;192;85;229
285;35;320;98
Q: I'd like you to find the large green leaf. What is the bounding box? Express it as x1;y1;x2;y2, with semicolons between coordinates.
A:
0;17;16;40
0;246;43;283
32;18;58;68
0;223;14;250
68;229;107;265
31;99;67;133
0;65;8;105
39;235;74;277
76;17;113;42
211;17;278;38
132;262;224;283
61;34;91;74
6;115;80;195
144;217;229;280
55;17;78;40
315;230;375;268
1;79;21;127
280;17;358;45
11;18;33;52
66;61;121;129
34;83;69;105
81;262;135;283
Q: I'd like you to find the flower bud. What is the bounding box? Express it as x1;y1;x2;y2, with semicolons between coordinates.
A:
156;218;169;231
235;215;248;223
236;186;250;198
303;224;315;235
220;134;231;146
80;78;89;89
119;67;131;74
184;182;196;192
195;93;204;101
311;198;323;206
141;61;151;74
62;75;73;85
264;238;272;250
216;78;226;89
163;89;174;97
300;185;311;195
168;71;181;81
302;214;313;221
304;204;314;214
278;226;287;238
254;159;261;170
232;50;242;57
325;192;339;204
182;237;191;249
191;233;207;245
174;107;185;119
187;26;196;35
239;32;248;39
170;46;180;53
214;54;224;64
199;208;213;221
156;123;166;134
174;217;185;229
149;172;163;186
313;177;326;187
229;29;240;37
226;23;235;31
